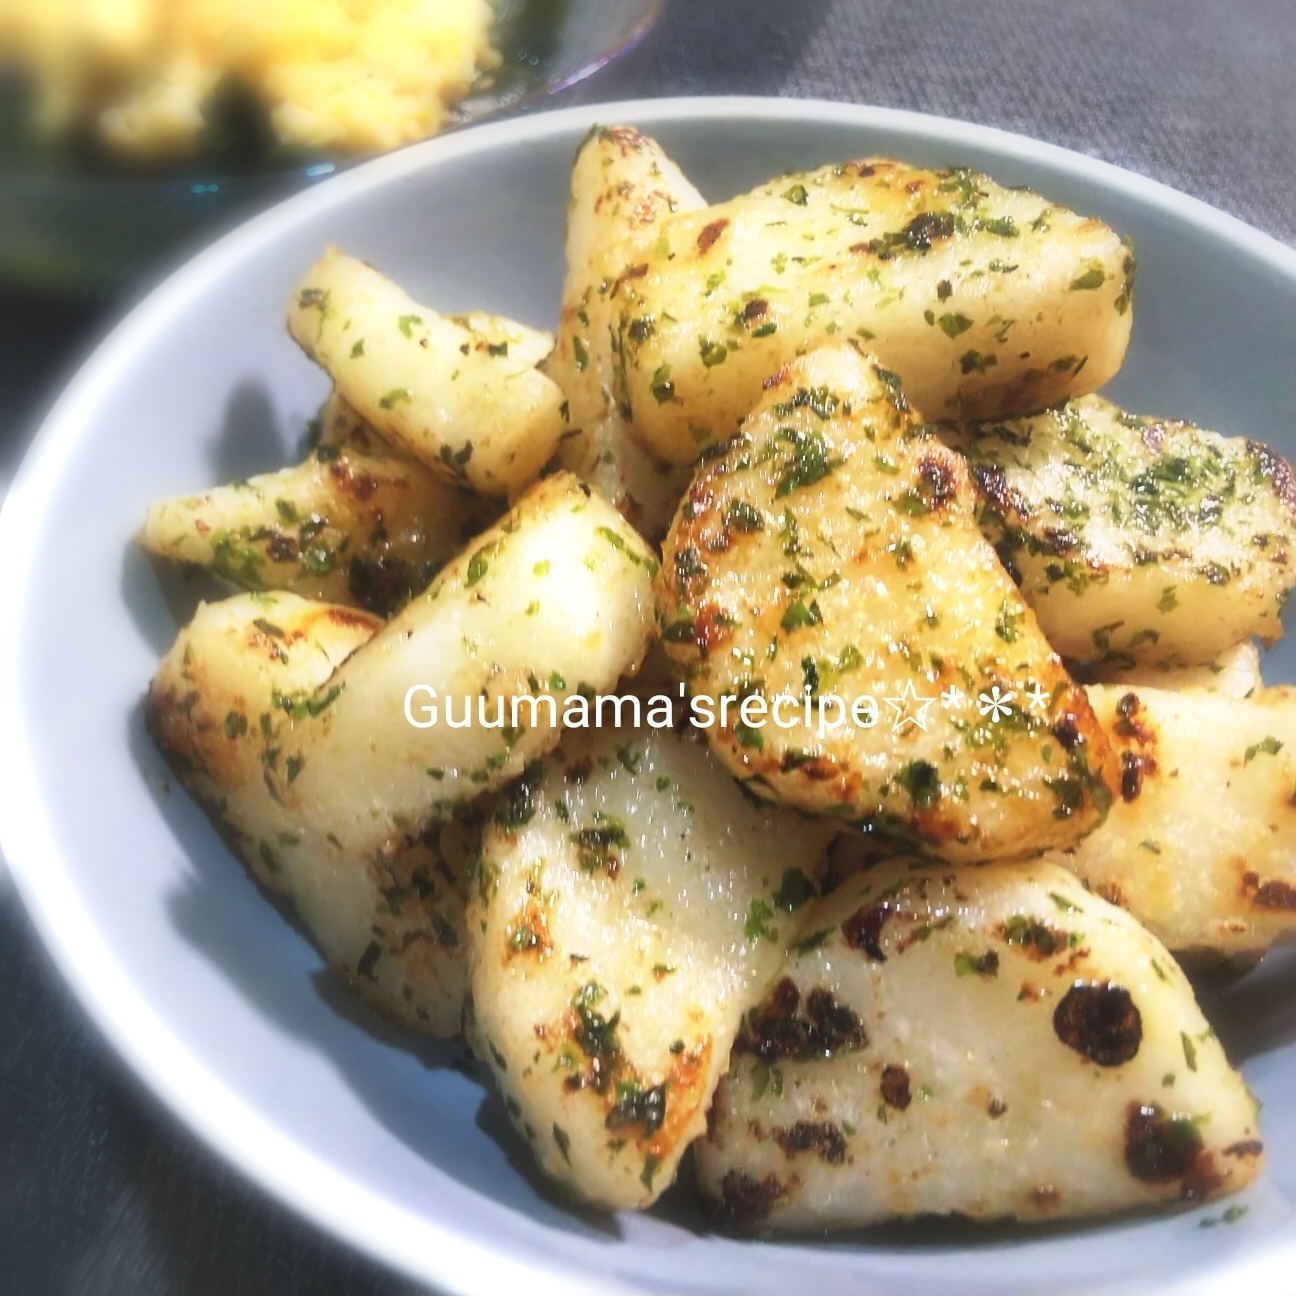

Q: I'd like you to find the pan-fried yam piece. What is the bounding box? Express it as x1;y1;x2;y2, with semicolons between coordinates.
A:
950;396;1296;668
696;860;1262;1232
617;157;1133;463
148;472;656;978
140;441;495;616
657;345;1117;862
467;724;837;1209
146;592;470;1034
287;247;567;497
448;310;555;369
220;473;654;853
1088;640;1262;697
548;125;705;539
1048;684;1296;956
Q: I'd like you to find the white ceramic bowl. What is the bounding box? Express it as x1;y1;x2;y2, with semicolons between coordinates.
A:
0;98;1293;1296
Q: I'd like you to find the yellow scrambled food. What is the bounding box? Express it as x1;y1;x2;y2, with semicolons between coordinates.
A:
0;0;499;157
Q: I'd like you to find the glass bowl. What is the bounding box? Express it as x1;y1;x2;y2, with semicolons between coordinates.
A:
0;0;664;298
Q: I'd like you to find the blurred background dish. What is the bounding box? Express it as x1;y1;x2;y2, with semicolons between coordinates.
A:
0;0;663;298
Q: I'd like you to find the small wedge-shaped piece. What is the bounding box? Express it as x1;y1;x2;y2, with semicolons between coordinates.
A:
148;475;657;994
468;723;836;1209
617;157;1133;463
548;125;705;539
140;441;495;616
147;592;470;1034
287;247;566;497
696;860;1263;1232
657;345;1117;861
949;395;1296;667
1049;683;1296;956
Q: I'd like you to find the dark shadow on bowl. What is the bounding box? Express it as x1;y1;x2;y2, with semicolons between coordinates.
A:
1193;943;1296;1062
122;545;227;657
208;380;292;482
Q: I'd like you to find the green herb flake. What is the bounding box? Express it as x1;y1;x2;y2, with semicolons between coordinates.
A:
938;312;974;338
774;868;815;912
379;387;412;409
1070;267;1107;291
954;950;1000;978
782;182;810;205
795;926;834;954
398;314;423;338
781;599;823;632
1244;735;1283;763
744;899;779;942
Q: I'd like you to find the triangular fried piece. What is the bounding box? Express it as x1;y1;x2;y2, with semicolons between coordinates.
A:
657;343;1117;861
697;859;1262;1232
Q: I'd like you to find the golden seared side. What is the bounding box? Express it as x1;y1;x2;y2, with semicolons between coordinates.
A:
950;395;1296;668
697;860;1262;1232
616;157;1133;463
656;344;1117;861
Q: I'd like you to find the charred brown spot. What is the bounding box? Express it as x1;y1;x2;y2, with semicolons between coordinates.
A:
1140;421;1166;455
1113;692;1154;744
266;532;299;562
565;756;594;783
880;1064;911;1110
692;603;737;655
988;1097;1007;1118
1248;439;1296;514
329;456;380;502
841;902;891;961
773;1121;848;1165
1121;750;1158;802
1125;1103;1203;1183
1054;982;1142;1066
743;297;769;323
609;263;648;299
1052;714;1083;751
1031;1185;1062;1212
736;980;867;1062
1248;877;1296;910
506;902;552;960
1041;526;1079;554
970;463;1029;521
856;163;877;177
1224;1140;1264;1159
349;554;417;617
324;606;377;630
915;454;956;511
717;1170;789;1228
697;218;730;253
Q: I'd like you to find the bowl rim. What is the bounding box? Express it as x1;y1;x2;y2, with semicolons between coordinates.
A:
1;95;1295;1296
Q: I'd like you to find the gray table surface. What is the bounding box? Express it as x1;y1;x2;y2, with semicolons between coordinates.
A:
2;1;1295;1291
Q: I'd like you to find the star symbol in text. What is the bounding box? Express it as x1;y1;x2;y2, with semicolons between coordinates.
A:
884;680;937;733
